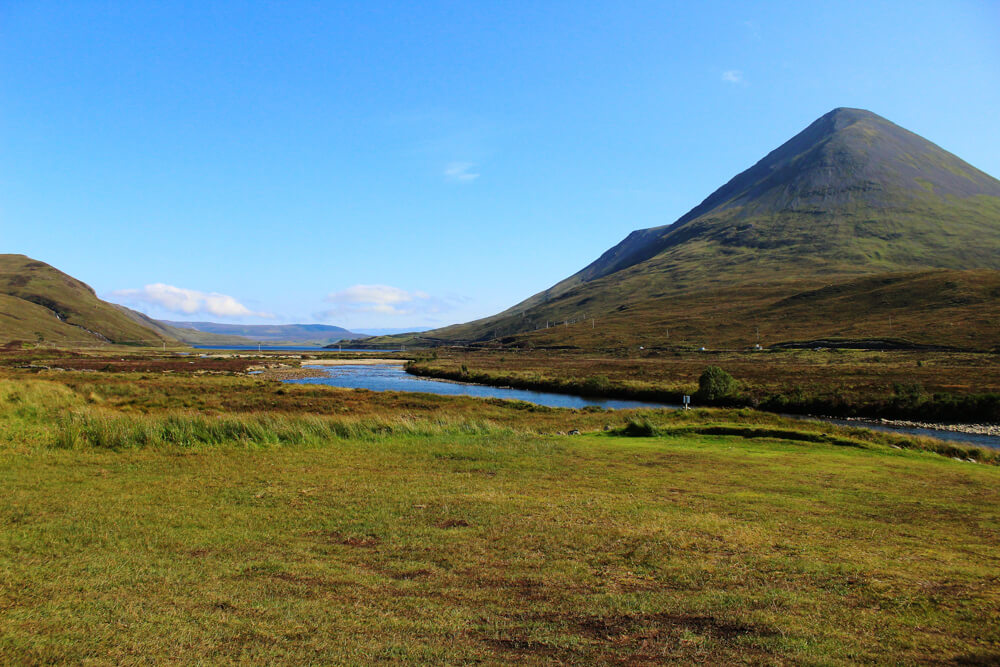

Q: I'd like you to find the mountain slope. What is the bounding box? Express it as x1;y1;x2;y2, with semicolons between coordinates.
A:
513;107;1000;310
0;255;172;345
376;108;1000;349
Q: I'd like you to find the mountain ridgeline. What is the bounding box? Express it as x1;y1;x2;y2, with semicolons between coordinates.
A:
381;108;1000;350
159;321;365;345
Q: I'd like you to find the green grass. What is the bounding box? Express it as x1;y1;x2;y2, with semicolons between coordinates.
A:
3;430;999;663
1;375;999;663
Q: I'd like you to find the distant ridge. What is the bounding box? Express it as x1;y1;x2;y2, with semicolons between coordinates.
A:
160;321;365;345
0;253;365;347
365;108;1000;350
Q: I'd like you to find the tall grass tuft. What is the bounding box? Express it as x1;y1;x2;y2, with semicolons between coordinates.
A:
48;409;518;451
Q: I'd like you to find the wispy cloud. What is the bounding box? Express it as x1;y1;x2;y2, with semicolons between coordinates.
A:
111;284;272;318
324;284;428;316
721;69;745;85
318;284;467;323
444;162;480;183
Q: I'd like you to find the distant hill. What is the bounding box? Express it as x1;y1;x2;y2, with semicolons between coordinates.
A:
110;309;261;346
0;254;364;348
0;254;171;346
159;321;365;345
366;108;1000;350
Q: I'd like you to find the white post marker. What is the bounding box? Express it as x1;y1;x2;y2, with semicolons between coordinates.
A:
683;395;691;409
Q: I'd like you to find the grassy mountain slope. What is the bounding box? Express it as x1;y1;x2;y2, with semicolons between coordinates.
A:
0;293;90;344
500;269;1000;351
0;255;171;346
375;108;1000;350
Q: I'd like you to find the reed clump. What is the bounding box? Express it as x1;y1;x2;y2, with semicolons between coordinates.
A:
50;411;517;450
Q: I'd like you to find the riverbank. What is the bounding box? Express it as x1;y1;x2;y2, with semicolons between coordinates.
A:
837;416;1000;437
3;372;999;663
405;359;1000;431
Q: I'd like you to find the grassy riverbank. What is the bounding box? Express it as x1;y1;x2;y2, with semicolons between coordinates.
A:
2;362;999;663
1;369;993;463
405;348;1000;423
1;384;998;663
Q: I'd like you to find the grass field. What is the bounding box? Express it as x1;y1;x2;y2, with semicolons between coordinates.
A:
1;367;999;664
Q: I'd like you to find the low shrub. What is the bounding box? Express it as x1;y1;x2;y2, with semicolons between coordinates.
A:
696;366;737;401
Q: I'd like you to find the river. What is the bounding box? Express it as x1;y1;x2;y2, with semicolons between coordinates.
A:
193;345;399;352
284;364;1000;451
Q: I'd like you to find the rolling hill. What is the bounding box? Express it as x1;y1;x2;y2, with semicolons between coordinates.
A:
372;108;1000;350
160;321;364;345
0;255;363;348
0;254;171;346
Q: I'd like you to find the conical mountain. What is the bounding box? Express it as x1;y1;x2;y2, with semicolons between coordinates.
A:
376;108;1000;349
517;107;1000;309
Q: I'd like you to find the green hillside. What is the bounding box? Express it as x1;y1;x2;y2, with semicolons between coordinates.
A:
373;108;1000;350
0;255;171;346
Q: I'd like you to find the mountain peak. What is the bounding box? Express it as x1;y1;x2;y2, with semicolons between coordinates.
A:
622;106;1000;259
498;108;1000;313
820;106;880;123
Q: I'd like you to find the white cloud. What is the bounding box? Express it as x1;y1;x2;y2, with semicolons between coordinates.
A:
324;284;427;316
721;70;744;84
111;283;272;318
444;162;480;183
319;284;466;322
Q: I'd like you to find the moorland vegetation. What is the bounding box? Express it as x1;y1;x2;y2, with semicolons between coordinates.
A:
1;350;998;663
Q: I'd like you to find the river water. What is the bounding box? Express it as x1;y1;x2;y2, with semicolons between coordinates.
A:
193;345;397;352
286;363;677;410
284;364;1000;451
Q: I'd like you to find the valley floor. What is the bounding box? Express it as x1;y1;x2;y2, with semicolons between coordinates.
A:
0;351;998;664
406;347;1000;424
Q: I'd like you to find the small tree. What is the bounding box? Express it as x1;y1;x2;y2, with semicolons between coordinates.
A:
697;366;737;401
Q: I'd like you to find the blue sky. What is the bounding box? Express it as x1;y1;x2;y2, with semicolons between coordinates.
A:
2;1;998;331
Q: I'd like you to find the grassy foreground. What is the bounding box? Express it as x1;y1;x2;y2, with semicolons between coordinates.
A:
1;375;999;664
